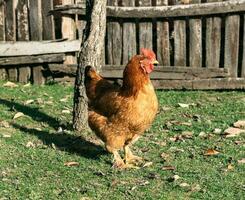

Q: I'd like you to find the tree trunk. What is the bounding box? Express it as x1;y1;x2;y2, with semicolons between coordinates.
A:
73;0;107;131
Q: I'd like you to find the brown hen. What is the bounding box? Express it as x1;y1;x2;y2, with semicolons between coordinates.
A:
85;48;159;168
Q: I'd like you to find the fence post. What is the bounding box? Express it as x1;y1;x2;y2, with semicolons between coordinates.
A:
42;0;55;40
242;16;245;78
122;0;136;64
16;0;31;83
206;0;222;68
189;0;202;68
138;0;153;50
30;0;45;84
107;0;122;65
62;0;76;65
225;15;240;77
173;0;186;66
0;2;7;80
5;0;17;82
156;0;170;66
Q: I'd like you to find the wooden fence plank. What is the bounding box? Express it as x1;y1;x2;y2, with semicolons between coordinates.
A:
153;78;245;90
29;0;44;84
5;0;17;82
242;16;245;78
48;64;229;79
138;0;152;50
189;0;202;68
225;15;240;77
0;54;65;66
107;0;122;65
0;2;5;41
0;40;81;56
122;0;137;64
206;0;222;68
42;0;55;40
0;2;6;80
173;0;186;66
62;0;76;65
51;1;245;18
16;0;30;83
75;0;86;39
156;0;170;66
174;2;186;67
29;0;42;40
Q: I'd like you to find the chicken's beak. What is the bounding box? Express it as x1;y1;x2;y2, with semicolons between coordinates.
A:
153;60;159;65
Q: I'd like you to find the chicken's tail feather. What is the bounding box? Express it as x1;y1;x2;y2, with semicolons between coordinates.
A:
88;110;108;141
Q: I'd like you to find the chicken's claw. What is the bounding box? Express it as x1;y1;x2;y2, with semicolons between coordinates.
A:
124;146;144;165
112;150;139;169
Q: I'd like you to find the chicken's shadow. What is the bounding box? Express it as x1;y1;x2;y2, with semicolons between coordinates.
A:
0;99;106;159
12;123;106;159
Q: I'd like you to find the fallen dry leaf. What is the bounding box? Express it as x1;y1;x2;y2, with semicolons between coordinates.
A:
137;180;150;186
180;122;192;126
213;128;222;134
62;110;71;114
162;166;175;171
178;103;189;108
51;143;56;149
24;99;34;105
224;127;245;138
191;184;201;192
26;141;35;148
169;137;178;142
64;161;79;167
179;182;190;188
2;134;11;138
13;112;25;119
3;81;18;88
159;106;171;112
238;158;245;164
45;101;53;105
161;152;171;161
233;120;245;128
227;164;234;170
204;149;220;156
181;131;193;139
60;98;68;102
143;162;153;168
0;121;10;128
198;131;206;138
173;175;180;181
36;98;43;104
23;83;31;87
234;140;244;145
169;147;184;153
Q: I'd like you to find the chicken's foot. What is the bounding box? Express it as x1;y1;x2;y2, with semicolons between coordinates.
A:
124;146;143;165
112;150;139;169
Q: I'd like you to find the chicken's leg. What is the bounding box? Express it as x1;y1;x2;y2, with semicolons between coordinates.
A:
124;145;143;165
112;150;139;169
112;150;125;168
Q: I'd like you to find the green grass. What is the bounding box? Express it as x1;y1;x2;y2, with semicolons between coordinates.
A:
0;81;244;200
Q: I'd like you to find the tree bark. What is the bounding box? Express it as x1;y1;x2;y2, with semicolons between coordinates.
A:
73;0;107;131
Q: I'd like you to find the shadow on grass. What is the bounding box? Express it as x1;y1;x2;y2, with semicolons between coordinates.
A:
12;123;106;159
0;98;106;160
0;98;61;129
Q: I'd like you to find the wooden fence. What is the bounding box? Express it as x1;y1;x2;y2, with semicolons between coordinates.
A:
0;0;245;89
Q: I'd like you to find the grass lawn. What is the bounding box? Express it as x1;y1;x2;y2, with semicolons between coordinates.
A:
0;81;244;200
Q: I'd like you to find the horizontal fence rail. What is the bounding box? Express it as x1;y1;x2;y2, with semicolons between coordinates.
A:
51;0;245;18
0;40;80;56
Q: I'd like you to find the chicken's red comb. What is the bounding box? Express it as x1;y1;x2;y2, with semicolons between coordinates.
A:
140;48;156;59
